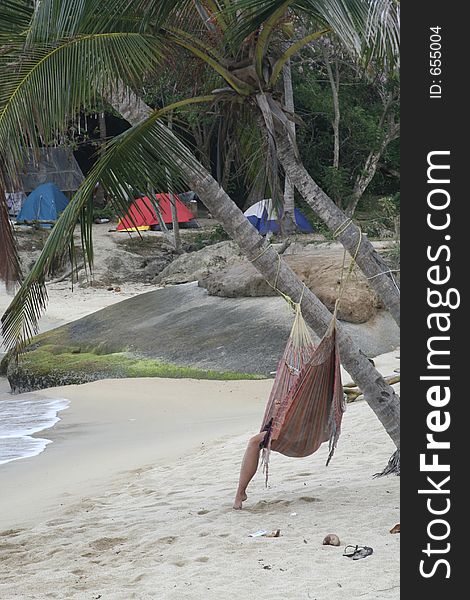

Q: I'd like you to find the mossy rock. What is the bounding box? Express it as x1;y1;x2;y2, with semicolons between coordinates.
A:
6;345;264;393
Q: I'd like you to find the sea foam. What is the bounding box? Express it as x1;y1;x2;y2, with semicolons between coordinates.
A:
0;395;69;465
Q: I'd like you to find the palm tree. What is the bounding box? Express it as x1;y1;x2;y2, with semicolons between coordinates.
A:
0;0;399;450
169;0;401;324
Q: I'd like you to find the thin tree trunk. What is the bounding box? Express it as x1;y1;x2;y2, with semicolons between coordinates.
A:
281;58;297;235
221;142;236;191
167;113;181;253
347;118;400;217
324;53;340;172
106;88;400;450
152;192;173;244
0;192;22;289
94;111;107;207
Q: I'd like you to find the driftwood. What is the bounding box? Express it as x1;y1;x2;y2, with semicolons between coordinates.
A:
344;374;400;401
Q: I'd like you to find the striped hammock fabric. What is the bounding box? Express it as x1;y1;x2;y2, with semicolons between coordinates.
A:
260;305;346;483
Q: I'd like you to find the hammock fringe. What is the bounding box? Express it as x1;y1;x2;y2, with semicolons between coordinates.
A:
374;448;400;477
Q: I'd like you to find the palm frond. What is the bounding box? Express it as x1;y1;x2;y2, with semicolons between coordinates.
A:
255;1;291;79
25;0;191;40
0;0;32;33
1;96;216;353
269;27;329;85
0;32;164;185
226;0;399;70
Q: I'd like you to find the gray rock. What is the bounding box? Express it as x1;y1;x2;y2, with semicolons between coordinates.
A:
155;241;245;285
198;263;275;298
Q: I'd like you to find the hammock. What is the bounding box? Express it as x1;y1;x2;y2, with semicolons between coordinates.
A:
260;303;345;483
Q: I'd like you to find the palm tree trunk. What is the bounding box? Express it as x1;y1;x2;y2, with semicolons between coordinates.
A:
0;192;22;289
106;89;400;449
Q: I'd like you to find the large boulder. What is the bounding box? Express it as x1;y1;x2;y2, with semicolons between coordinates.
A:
4;283;399;393
199;250;382;324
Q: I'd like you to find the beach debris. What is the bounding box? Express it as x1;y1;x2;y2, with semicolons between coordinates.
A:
249;530;269;537
249;529;281;538
265;529;281;538
323;534;341;546
390;523;400;534
343;545;374;560
343;375;400;402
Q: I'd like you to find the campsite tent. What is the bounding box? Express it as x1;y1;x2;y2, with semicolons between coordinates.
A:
244;199;313;234
16;183;69;227
117;194;197;232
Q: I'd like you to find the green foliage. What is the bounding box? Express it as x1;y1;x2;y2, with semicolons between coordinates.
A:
93;204;116;220
322;165;351;203
355;194;400;238
293;58;399;203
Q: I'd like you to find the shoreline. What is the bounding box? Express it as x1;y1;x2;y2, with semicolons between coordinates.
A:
0;377;271;530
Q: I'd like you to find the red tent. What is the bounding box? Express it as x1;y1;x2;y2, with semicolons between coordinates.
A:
117;194;195;231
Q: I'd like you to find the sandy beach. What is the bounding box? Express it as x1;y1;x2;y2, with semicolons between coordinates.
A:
0;363;399;600
0;276;400;600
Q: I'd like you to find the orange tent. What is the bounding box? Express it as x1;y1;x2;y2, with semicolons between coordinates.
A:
117;194;195;232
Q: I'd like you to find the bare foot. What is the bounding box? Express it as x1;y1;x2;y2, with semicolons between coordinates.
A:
233;492;248;510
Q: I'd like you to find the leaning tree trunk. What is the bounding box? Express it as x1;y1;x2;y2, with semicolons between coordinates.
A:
106;88;400;450
256;93;400;326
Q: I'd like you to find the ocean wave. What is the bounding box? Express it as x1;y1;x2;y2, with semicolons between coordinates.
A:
0;395;69;465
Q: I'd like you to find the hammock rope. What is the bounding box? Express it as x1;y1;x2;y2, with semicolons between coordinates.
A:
251;221;363;484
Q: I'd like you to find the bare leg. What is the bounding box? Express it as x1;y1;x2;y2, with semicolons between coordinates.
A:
233;432;267;509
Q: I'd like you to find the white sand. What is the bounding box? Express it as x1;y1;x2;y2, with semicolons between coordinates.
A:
0;371;399;600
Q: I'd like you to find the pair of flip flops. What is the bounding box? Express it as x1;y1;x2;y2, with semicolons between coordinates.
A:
343;545;374;560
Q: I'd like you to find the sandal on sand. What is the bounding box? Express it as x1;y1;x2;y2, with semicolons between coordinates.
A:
343;545;374;560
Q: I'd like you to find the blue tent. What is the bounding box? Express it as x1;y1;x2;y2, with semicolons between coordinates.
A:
244;199;313;234
16;183;69;228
